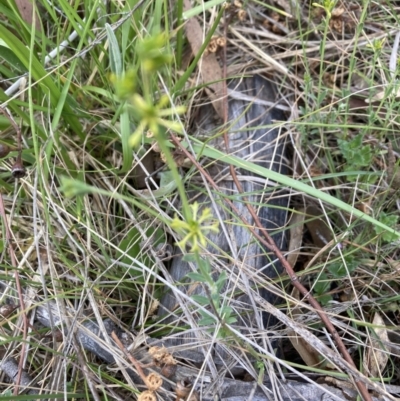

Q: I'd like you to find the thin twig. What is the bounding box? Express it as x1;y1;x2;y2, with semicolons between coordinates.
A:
72;336;102;401
111;331;148;384
0;195;28;395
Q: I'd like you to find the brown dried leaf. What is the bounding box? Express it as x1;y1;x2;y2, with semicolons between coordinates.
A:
175;379;199;401
287;288;325;368
183;0;225;120
287;208;305;267
160;363;177;378
15;0;41;31
305;206;333;249
363;312;389;377
387;142;400;191
287;215;331;368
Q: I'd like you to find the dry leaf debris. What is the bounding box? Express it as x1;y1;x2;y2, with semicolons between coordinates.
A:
363;312;389;378
183;0;225;120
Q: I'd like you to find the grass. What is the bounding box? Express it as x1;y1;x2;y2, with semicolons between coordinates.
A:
1;0;400;399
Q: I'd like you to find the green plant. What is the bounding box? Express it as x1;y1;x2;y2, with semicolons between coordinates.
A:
313;273;332;306
187;257;237;338
110;32;237;339
327;253;358;278
374;212;399;243
169;202;236;337
337;133;373;173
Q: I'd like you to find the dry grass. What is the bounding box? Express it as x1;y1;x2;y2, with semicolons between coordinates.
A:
0;0;400;400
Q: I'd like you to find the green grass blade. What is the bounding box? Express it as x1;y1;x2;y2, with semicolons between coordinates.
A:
105;23;123;76
182;0;226;19
0;24;82;134
190;139;400;239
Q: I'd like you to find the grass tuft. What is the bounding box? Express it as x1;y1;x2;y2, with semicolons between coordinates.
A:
1;0;400;399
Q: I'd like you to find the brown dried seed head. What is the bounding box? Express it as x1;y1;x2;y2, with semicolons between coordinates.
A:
163;355;177;365
188;391;200;401
152;142;161;153
160;363;177;378
323;72;336;86
0;304;16;318
53;329;64;342
330;18;343;32
238;9;247;21
271;11;280;21
208;40;218;53
11;161;26;179
234;0;242;8
175;379;193;399
149;346;168;361
148;299;160;316
216;37;226;47
0;144;11;158
145;373;163;391
137;390;157;401
331;7;345;17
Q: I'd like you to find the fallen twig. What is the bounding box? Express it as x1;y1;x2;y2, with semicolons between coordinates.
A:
0;357;38;395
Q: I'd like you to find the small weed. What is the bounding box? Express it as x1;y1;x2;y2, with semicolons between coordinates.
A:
313;273;332;306
188;258;237;338
374;212;399;244
327;253;358;278
337;133;374;181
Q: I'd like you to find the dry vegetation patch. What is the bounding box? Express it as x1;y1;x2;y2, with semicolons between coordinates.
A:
0;0;400;400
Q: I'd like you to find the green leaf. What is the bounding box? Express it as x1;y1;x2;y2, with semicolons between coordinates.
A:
117;226;141;270
328;255;358;278
314;273;331;295
187;272;206;282
159;170;174;187
182;0;226;19
60;177;92;197
215;271;227;292
374;212;399;243
198;315;215;326
192;295;210;305
137;170;178;199
0;43;27;72
220;305;234;318
105;23;123;76
198;258;211;276
120;107;133;173
182;254;197;263
0;24;82;135
224;315;237;325
316;294;333;306
338;134;372;168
